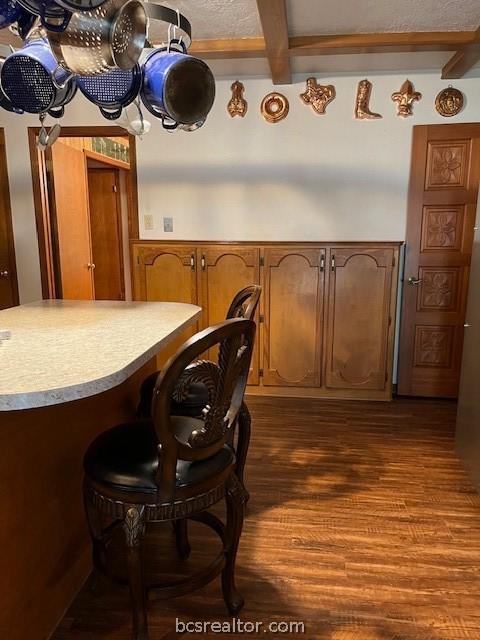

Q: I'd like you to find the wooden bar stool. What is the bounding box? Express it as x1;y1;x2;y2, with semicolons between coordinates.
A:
83;318;256;640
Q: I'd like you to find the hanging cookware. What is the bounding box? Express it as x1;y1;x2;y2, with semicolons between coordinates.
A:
15;0;71;32
47;74;77;117
10;6;37;39
140;40;215;128
0;0;22;29
76;64;141;120
0;57;23;113
47;0;146;76
1;36;74;113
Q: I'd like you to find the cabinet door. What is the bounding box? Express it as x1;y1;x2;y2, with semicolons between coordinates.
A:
133;244;198;304
133;244;199;368
325;247;394;391
263;247;325;387
200;245;260;383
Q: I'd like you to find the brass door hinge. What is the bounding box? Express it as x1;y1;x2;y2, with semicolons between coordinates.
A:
259;368;264;377
259;314;265;323
259;256;265;267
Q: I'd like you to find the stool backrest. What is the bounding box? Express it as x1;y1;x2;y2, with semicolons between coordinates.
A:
226;284;261;321
151;318;256;499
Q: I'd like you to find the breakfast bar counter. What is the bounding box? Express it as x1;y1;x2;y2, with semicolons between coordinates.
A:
0;300;201;640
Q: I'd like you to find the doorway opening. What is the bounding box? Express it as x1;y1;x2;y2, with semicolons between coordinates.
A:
28;126;139;301
0;129;19;309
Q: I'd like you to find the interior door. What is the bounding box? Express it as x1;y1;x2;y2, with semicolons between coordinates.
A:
398;124;480;397
87;168;125;301
325;247;394;392
200;245;260;384
49;141;94;300
263;247;325;387
0;131;18;309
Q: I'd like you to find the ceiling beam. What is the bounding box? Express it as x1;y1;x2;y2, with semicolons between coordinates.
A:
189;31;476;61
256;0;291;84
442;27;480;79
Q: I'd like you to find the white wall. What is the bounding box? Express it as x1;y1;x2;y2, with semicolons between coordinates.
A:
2;70;480;303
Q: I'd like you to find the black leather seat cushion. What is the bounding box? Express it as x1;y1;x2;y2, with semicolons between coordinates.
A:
137;371;209;419
84;419;234;494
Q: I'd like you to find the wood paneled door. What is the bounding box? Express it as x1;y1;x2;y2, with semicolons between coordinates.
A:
87;168;125;301
398;124;480;397
263;247;325;387
200;246;260;383
0;130;19;309
325;247;395;392
49;141;94;300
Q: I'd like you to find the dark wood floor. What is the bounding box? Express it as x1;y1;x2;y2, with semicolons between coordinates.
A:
52;396;480;640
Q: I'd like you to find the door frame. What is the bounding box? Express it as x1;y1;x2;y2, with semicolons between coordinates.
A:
28;126;139;299
0;129;19;307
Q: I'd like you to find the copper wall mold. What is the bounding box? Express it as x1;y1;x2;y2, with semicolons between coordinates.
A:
261;92;289;123
227;80;248;118
300;78;336;115
355;79;382;120
435;87;464;118
391;79;422;117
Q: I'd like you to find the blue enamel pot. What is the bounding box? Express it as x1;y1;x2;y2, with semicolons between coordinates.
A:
0;0;22;29
140;40;215;127
1;37;73;113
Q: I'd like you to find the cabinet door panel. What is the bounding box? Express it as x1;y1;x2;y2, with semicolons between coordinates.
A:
325;248;394;391
201;246;260;384
134;245;197;304
133;244;199;367
263;248;325;387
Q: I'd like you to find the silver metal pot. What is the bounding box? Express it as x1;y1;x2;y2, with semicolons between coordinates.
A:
47;0;147;76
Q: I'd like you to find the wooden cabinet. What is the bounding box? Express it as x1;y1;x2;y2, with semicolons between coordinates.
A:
133;244;198;304
200;246;260;383
263;247;325;387
325;247;395;392
132;241;400;400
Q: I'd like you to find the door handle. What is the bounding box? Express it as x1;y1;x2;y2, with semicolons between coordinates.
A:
87;263;96;270
320;254;325;272
0;270;8;278
201;255;206;271
331;255;336;272
408;276;422;286
190;254;195;271
464;323;471;328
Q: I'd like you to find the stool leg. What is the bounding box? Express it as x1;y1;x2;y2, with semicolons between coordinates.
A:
124;506;148;640
83;486;106;589
172;519;191;560
222;475;247;615
236;402;251;501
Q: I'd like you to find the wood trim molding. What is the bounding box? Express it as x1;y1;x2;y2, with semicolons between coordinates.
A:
442;27;480;79
256;0;291;84
189;31;476;61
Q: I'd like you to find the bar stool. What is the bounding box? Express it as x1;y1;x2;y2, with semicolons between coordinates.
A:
83;318;256;640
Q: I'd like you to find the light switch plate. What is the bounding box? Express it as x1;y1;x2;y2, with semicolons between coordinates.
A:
163;217;173;232
144;214;154;231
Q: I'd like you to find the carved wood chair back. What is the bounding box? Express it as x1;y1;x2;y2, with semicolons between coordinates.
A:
151;318;256;500
226;284;261;320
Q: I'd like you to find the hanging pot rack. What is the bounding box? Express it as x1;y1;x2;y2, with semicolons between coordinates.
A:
0;0;206;138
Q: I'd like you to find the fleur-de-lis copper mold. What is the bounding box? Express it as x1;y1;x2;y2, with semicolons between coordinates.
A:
355;79;382;120
435;87;464;117
227;80;248;118
300;78;336;115
391;79;422;117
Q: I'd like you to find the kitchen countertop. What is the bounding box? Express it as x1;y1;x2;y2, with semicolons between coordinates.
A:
0;300;201;411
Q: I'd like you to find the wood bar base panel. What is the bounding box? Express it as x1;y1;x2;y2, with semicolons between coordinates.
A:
0;361;155;640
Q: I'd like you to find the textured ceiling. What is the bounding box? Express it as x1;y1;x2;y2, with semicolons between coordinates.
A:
286;0;480;35
153;0;262;40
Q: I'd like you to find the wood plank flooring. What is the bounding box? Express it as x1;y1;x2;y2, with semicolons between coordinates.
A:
52;396;480;640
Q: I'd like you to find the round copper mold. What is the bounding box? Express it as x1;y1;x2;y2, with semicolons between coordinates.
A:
261;92;289;123
435;87;464;118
